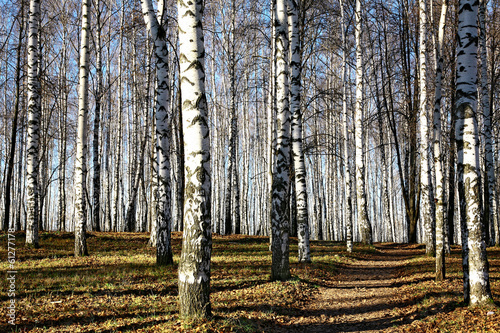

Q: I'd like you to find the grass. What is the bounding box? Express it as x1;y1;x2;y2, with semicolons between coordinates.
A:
0;231;499;332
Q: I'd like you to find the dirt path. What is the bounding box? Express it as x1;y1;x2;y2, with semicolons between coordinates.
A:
284;244;422;332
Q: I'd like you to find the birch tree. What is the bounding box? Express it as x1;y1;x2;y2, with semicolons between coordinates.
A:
177;0;212;319
25;0;41;248
455;0;493;306
74;0;91;256
113;0;125;232
224;0;240;236
354;0;371;245
341;0;353;252
288;0;310;263
479;0;497;246
92;0;104;232
433;0;448;281
140;0;173;265
271;0;291;280
419;0;434;255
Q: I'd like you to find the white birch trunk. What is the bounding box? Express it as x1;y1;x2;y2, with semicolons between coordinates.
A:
141;0;173;265
354;0;371;245
74;0;91;256
419;0;434;255
288;0;310;263
341;0;353;252
434;0;448;281
455;0;493;306
113;0;125;232
25;0;41;247
177;0;212;319
267;2;276;239
271;0;291;281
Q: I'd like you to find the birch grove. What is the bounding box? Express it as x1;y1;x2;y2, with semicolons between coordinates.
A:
0;0;499;313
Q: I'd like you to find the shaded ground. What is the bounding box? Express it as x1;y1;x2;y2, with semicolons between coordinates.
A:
273;243;500;333
1;232;499;332
287;243;418;332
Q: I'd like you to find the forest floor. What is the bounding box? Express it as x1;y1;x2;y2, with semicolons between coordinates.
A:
0;231;499;332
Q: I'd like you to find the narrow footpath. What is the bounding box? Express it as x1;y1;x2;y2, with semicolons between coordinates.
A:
284;244;423;332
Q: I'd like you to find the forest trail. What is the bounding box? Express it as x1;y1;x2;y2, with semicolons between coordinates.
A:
284;244;423;332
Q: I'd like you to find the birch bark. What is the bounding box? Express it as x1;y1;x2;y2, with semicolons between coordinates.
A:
419;0;435;255
354;0;372;245
75;0;91;256
455;0;493;306
25;0;41;247
177;0;212;319
288;0;310;263
141;0;173;265
271;0;291;280
434;0;448;281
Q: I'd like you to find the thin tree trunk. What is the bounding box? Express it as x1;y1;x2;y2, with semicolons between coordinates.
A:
419;0;434;255
340;0;353;249
59;23;68;232
113;0;125;232
289;0;310;263
479;0;497;246
354;0;371;245
92;0;103;232
224;0;239;236
434;0;448;282
74;0;91;257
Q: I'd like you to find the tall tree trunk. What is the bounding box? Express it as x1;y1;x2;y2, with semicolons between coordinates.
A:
140;0;173;265
177;0;212;320
59;22;68;232
341;0;353;250
271;0;291;281
434;0;448;281
74;0;91;257
288;0;310;263
479;0;497;246
267;2;276;240
113;0;125;232
354;0;372;245
25;0;41;248
455;0;493;306
92;0;103;232
419;0;434;255
224;0;239;236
